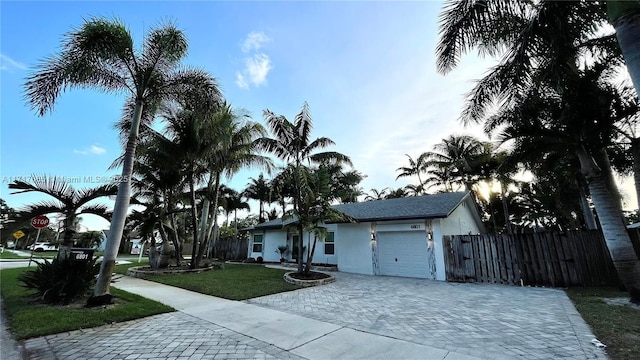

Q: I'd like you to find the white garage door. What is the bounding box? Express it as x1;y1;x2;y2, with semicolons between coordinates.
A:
377;231;429;278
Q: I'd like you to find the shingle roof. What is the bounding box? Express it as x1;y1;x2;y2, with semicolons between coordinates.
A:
254;191;471;229
333;191;470;222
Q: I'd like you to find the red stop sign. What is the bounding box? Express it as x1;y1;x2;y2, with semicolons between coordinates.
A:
31;215;50;229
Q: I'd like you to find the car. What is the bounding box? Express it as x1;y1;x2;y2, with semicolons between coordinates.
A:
28;242;58;252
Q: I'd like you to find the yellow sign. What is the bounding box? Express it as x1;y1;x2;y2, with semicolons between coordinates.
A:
13;230;25;240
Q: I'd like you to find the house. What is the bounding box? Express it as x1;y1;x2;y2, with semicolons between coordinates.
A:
248;191;485;280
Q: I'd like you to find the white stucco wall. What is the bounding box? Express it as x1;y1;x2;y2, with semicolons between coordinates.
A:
430;219;446;281
336;222;373;275
439;199;482;235
249;229;287;261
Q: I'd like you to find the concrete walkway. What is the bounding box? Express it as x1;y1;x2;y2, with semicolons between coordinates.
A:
10;271;609;360
21;276;480;360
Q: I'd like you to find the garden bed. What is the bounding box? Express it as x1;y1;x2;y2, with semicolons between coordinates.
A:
283;271;335;287
126;263;221;278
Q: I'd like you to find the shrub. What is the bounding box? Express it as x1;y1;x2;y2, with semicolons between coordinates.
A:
18;257;100;304
256;256;264;263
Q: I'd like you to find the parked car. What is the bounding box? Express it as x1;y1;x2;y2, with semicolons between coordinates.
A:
27;242;58;252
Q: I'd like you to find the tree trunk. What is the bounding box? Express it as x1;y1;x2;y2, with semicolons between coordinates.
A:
297;223;304;273
610;2;640;101
170;213;182;266
631;138;640;212
189;173;200;269
197;175;215;251
92;100;144;304
593;148;623;212
500;182;512;234
577;146;640;303
202;172;221;257
304;232;318;275
578;182;598;230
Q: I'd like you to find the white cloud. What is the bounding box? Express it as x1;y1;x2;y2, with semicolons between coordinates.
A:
74;145;106;155
241;31;270;53
236;53;273;89
0;53;28;72
235;72;249;89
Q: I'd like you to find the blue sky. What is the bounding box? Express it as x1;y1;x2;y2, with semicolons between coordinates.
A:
2;0;598;231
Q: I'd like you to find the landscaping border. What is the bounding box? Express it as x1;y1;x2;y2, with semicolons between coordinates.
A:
283;271;335;287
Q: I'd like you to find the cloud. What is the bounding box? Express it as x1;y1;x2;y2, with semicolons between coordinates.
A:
74;145;106;155
241;31;270;53
1;53;28;72
236;53;273;89
236;32;273;89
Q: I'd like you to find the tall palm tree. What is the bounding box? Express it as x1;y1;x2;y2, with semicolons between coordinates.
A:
243;174;271;223
437;1;640;302
384;187;408;199
425;135;485;191
8;176;117;257
196;105;271;264
609;1;640;100
23;18;221;303
396;153;429;193
220;189;250;240
257;102;352;273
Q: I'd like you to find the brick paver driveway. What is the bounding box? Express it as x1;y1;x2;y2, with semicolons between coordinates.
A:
248;272;606;360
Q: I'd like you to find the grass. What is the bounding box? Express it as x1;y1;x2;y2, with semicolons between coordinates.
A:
141;263;301;300
565;287;640;360
0;267;174;340
0;251;29;259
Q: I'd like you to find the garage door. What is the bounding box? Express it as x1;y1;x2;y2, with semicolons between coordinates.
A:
377;231;429;278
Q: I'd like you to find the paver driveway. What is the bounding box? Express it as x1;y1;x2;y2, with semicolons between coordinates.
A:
248;272;606;360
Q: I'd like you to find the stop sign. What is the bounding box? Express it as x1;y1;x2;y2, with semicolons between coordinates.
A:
31;215;50;229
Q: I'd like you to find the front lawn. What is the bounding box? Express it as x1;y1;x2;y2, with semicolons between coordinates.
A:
565;287;640;360
0;251;29;259
0;267;174;340
140;263;300;300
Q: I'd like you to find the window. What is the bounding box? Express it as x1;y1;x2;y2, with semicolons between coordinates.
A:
324;232;335;255
252;234;263;253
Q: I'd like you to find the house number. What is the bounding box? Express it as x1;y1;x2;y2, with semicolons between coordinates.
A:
410;225;421;229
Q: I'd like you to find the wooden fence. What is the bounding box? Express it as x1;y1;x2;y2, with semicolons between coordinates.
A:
443;230;623;287
181;237;249;261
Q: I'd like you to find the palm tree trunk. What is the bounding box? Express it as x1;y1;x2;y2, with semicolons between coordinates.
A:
189;173;199;269
197;175;215;250
631;138;640;211
305;233;318;275
594;148;623;212
500;184;512;234
170;212;182;265
576;146;640;303
610;2;640;100
201;173;221;262
92;100;143;303
577;182;598;230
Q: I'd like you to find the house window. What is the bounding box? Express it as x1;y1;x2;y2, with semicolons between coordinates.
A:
324;232;335;255
252;234;263;253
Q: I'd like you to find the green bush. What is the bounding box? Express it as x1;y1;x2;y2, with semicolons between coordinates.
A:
18;257;100;304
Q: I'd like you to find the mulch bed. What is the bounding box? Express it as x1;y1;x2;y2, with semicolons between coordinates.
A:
288;271;331;281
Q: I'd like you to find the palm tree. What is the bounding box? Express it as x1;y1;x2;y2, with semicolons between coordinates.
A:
243;174;271;223
23;18;221;303
385;187;407;199
257;102;352;273
220;189;250;240
396;153;429;193
364;188;389;201
195;105;271;264
437;1;640;302
425;135;485;191
609;2;640;100
8;176;117;257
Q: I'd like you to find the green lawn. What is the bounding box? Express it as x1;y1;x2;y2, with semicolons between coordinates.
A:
140;263;301;300
0;267;174;340
0;251;29;259
565;287;640;360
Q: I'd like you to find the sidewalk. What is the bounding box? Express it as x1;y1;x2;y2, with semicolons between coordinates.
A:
110;276;480;359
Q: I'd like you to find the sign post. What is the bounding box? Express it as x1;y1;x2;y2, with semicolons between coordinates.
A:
29;215;50;267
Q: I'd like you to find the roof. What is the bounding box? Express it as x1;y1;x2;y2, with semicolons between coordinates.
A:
254;191;472;229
